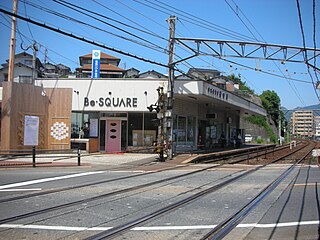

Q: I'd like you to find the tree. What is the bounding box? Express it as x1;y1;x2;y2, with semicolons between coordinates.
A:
259;90;281;124
227;73;255;95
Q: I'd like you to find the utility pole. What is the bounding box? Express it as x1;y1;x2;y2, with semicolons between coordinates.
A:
31;41;39;84
166;15;176;160
278;107;282;145
8;0;18;82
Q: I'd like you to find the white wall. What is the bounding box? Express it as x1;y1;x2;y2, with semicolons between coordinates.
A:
36;78;166;112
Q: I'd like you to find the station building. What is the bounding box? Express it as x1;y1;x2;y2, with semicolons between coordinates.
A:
0;53;266;154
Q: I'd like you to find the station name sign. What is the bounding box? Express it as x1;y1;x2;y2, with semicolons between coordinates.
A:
207;87;229;101
84;97;138;108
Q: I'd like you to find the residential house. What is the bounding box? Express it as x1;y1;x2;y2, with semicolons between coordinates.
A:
76;52;125;78
0;52;43;84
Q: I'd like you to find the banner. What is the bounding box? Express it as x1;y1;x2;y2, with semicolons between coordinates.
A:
92;50;101;78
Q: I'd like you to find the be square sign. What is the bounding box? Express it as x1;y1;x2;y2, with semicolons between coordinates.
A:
92;50;101;78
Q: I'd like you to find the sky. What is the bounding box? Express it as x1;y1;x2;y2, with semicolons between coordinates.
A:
0;0;319;110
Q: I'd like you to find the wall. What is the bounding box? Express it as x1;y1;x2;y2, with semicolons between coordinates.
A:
1;82;48;150
0;82;72;150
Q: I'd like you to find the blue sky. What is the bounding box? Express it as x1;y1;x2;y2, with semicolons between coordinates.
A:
0;0;319;110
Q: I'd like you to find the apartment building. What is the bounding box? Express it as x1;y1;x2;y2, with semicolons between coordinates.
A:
290;110;314;138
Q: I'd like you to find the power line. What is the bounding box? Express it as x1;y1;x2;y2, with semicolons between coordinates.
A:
225;0;306;106
134;0;257;42
296;0;320;102
224;0;259;41
91;0;167;41
312;0;319;82
25;0;167;53
0;7;169;69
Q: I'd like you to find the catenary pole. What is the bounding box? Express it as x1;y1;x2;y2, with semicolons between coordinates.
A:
166;16;176;160
8;0;18;82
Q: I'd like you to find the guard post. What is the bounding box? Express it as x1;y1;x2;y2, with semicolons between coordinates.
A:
77;147;81;166
32;146;36;167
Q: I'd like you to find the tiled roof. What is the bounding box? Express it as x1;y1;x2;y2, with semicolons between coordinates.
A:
79;52;120;60
77;64;125;72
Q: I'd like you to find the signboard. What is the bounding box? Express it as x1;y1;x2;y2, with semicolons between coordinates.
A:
92;50;101;78
312;149;320;157
90;118;98;137
24;115;39;146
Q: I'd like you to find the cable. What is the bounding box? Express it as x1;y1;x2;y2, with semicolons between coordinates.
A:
53;0;167;45
224;0;307;105
25;0;165;53
134;0;257;42
152;0;258;42
312;0;319;82
0;7;168;69
23;0;35;40
220;58;313;84
224;0;259;41
91;0;167;41
296;0;320;101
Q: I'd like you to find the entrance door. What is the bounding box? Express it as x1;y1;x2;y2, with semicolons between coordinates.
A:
106;119;121;152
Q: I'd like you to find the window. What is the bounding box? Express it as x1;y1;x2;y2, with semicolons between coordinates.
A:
71;112;99;138
128;112;157;146
175;115;196;145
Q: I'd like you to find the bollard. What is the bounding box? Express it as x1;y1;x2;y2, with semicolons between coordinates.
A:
32;146;36;167
77;147;81;166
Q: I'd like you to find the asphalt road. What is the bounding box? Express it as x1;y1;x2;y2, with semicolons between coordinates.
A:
0;158;319;240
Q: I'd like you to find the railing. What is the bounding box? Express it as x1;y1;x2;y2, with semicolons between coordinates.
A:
0;148;82;167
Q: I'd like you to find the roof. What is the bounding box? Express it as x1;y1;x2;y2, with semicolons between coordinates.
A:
79;52;120;60
77;64;125;72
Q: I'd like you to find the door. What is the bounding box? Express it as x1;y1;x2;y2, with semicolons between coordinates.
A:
106;119;121;152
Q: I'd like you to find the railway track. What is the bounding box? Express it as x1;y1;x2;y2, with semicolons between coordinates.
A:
83;141;316;240
0;141;317;239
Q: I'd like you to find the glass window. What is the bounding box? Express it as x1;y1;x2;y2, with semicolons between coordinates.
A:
128;113;157;147
177;116;186;144
187;116;195;143
128;113;143;146
71;112;99;138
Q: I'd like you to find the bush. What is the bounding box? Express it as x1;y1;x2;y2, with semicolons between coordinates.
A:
244;115;277;143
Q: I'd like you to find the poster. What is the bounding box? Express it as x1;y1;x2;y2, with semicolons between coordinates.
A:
24;115;39;146
89;118;98;137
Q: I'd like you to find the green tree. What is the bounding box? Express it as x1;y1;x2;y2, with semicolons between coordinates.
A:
259;90;280;124
227;73;254;95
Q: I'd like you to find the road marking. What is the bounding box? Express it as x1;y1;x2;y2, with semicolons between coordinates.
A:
0;188;42;192
0;220;319;232
293;183;317;186
0;224;112;231
0;171;104;190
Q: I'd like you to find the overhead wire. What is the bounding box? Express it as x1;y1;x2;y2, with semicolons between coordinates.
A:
0;7;169;69
312;0;319;82
91;0;168;41
23;0;35;41
296;0;320;101
22;0;167;54
134;0;257;42
50;0;167;53
225;0;306;105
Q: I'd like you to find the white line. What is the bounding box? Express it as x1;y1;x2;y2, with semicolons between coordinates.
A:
0;171;104;190
238;221;320;228
0;224;112;231
132;225;217;230
0;188;42;192
0;220;318;232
